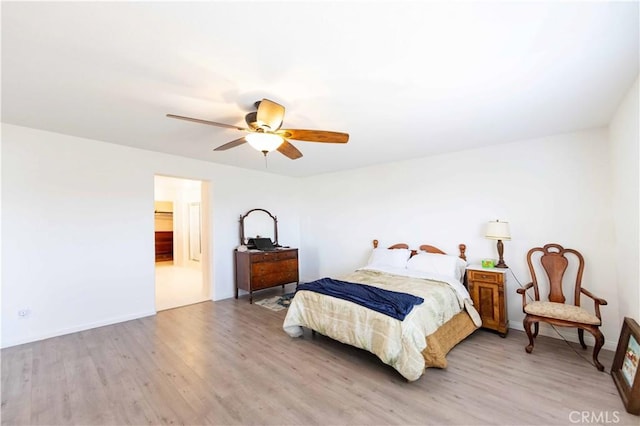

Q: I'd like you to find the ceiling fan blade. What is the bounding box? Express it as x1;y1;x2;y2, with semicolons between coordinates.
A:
213;137;247;151
277;140;303;160
245;111;258;130
167;114;249;131
277;129;349;143
256;99;285;131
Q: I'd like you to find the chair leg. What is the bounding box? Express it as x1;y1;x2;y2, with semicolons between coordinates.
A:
523;316;535;353
533;321;539;338
587;327;605;372
578;329;587;349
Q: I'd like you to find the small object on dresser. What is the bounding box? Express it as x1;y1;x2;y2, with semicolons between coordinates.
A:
481;259;495;268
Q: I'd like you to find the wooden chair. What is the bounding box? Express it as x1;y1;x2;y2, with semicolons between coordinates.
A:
517;243;608;371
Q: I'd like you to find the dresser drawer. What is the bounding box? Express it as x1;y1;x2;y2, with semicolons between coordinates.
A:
250;250;297;263
251;259;297;276
468;270;503;283
252;270;299;289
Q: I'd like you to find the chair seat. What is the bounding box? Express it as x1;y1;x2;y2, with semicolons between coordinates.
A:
524;301;601;325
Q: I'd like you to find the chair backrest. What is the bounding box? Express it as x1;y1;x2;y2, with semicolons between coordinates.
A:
526;243;585;306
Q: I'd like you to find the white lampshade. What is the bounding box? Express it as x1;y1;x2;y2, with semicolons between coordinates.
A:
245;133;283;152
485;220;511;240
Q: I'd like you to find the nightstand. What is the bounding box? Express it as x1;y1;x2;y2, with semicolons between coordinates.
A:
466;266;509;337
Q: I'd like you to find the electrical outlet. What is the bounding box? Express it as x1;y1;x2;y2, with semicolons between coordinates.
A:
18;309;31;318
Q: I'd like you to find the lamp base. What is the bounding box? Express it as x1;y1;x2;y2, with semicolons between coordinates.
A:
495;239;508;268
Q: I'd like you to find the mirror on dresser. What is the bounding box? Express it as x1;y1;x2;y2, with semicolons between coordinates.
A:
235;208;298;303
239;208;278;246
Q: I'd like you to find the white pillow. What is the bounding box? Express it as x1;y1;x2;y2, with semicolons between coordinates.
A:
406;252;467;282
366;248;411;269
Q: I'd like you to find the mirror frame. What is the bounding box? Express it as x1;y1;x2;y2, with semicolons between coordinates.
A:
239;208;278;246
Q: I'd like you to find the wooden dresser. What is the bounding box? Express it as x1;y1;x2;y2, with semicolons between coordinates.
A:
235;248;299;303
466;266;509;337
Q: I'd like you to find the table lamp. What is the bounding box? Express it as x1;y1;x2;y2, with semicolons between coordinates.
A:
485;220;511;268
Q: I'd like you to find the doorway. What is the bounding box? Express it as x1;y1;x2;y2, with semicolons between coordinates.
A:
154;175;210;311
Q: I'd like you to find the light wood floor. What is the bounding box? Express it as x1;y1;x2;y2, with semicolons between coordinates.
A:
2;286;636;425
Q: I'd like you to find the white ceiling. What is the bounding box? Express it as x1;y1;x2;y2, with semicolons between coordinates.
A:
2;1;638;177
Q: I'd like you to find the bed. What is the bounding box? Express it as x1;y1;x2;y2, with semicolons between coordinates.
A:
282;240;482;381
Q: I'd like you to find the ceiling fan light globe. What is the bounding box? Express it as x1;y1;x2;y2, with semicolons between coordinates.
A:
245;133;284;153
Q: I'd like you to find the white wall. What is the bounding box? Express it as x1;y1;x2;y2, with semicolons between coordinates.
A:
300;128;621;349
1;124;301;348
609;76;640;324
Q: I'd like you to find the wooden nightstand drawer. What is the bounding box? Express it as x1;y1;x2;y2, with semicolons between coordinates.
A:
468;270;503;283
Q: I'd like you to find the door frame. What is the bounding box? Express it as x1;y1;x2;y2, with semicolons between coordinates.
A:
153;175;212;310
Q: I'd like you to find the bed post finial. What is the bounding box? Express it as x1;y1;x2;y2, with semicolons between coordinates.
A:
373;239;379;248
459;244;467;261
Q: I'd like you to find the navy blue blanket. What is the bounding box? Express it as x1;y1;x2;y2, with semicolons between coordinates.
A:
297;278;424;321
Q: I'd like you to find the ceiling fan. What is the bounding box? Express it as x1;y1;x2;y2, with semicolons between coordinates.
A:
167;99;349;160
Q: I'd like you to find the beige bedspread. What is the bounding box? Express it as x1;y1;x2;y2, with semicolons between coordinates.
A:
283;269;481;381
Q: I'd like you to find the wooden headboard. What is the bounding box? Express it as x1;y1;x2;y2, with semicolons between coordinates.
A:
372;239;466;261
